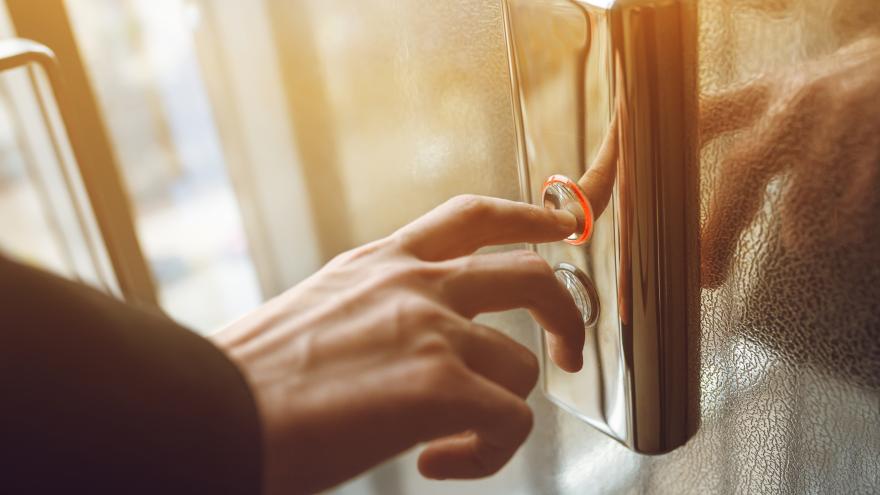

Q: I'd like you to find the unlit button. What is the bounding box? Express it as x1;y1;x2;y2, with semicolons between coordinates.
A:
555;263;600;327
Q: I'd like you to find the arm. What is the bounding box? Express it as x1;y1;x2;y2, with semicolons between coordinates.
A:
0;256;262;494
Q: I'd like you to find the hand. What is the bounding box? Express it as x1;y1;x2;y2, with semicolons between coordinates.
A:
212;195;584;495
700;35;880;287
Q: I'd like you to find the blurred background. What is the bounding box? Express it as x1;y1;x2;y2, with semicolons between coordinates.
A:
0;0;518;332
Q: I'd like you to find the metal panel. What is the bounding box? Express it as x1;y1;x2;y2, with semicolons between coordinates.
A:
503;0;699;453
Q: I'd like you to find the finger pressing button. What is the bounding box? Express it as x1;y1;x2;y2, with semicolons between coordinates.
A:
542;175;594;245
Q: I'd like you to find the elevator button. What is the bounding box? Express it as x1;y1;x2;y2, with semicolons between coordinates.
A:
542;175;594;245
555;263;600;327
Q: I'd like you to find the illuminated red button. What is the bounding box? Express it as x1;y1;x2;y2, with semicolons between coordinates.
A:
542;175;594;245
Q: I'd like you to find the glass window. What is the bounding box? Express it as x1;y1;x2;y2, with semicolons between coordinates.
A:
0;77;73;276
65;0;262;332
0;59;115;293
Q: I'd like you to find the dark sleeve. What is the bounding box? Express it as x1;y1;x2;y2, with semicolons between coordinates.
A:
0;256;263;494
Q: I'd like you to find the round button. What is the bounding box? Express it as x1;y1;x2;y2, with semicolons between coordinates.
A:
554;263;600;327
542;175;594;245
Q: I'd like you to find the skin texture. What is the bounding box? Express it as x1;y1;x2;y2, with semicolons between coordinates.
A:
212;195;584;495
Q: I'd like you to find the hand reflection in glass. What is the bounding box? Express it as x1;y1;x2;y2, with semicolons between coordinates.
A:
568;35;879;293
700;35;880;288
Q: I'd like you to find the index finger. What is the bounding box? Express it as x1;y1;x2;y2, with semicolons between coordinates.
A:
394;195;578;262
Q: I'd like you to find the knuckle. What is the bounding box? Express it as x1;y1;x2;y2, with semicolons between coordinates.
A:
455;254;481;273
514;250;553;279
411;333;455;359
326;248;358;268
408;261;444;285
414;303;450;328
393;295;447;330
378;263;410;286
389;227;420;254
402;356;466;410
447;194;492;222
415;354;467;391
329;238;392;266
377;260;437;290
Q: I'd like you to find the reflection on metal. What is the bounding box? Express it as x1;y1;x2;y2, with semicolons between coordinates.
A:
0;5;158;306
543;174;593;245
503;0;699;453
555;263;600;327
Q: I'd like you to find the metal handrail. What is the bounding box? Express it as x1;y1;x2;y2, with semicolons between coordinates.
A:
0;38;158;305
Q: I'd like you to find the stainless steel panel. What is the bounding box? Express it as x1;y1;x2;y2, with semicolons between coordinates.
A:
503;0;699;453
